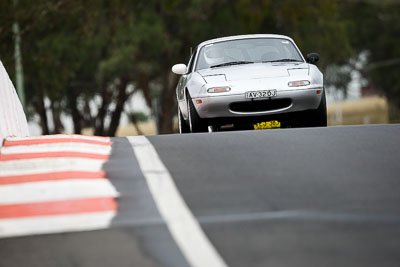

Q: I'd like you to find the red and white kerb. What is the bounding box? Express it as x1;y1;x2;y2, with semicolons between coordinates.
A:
0;134;118;238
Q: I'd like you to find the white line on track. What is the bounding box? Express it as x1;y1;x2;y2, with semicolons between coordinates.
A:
196;210;400;224
0;158;106;176
127;136;227;267
0;179;119;205
0;211;116;239
0;142;111;155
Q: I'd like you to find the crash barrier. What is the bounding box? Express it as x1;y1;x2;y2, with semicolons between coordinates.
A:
0;60;29;146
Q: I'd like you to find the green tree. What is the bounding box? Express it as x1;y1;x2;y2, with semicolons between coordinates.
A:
2;0;395;136
339;0;400;120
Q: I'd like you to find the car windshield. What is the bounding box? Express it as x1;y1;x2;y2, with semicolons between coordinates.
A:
195;38;304;70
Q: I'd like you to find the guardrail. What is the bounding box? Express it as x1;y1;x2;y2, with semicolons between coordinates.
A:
0;60;29;146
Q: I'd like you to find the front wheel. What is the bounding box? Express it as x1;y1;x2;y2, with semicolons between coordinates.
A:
178;106;190;134
294;90;327;128
310;90;327;127
186;92;208;133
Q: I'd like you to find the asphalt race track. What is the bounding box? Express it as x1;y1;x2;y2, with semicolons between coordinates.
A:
1;124;400;267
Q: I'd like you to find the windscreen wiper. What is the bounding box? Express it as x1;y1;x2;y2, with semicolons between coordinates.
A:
211;61;254;68
262;59;302;63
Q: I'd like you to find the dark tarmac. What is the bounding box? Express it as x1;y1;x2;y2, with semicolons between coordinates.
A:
1;124;400;267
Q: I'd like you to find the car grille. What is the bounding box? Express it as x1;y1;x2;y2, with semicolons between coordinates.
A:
229;98;292;113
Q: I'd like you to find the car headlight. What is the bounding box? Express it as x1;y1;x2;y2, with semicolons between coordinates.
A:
288;80;310;87
207;87;231;93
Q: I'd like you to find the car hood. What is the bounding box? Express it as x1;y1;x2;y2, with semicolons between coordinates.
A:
197;62;309;82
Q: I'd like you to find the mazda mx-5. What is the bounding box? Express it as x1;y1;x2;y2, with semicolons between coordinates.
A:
172;34;327;133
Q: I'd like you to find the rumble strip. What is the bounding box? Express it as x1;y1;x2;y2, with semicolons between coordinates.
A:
0;134;118;238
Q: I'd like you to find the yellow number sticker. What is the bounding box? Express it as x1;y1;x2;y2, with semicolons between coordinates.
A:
253;120;281;130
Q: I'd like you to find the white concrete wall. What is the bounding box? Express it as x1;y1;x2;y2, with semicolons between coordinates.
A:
0;60;29;146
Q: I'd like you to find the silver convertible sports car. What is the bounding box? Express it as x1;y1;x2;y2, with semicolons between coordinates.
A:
172;34;327;133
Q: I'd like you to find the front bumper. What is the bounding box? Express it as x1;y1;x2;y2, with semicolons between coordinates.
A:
193;88;323;119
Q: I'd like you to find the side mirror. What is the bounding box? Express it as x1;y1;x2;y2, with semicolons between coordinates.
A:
172;64;187;75
306;53;319;64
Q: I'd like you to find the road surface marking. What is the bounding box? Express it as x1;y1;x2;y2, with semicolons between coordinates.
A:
0;211;116;238
197;210;400;224
0;179;119;205
127;136;227;267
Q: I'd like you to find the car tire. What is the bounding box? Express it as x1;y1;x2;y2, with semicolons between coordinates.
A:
293;90;327;128
302;90;327;127
186;92;207;133
178;106;190;134
311;90;327;127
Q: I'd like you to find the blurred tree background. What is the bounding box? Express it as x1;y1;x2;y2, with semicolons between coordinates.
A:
0;0;398;135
